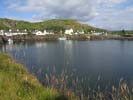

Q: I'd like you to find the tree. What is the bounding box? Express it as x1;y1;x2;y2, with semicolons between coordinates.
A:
122;29;126;35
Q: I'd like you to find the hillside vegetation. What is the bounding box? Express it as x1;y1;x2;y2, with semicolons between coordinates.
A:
0;18;105;33
111;30;133;35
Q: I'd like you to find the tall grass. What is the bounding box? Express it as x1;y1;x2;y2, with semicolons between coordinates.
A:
43;68;133;100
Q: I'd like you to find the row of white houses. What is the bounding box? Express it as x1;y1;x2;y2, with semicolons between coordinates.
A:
0;29;27;36
0;29;107;36
65;28;85;35
65;28;108;35
0;29;54;36
32;30;54;35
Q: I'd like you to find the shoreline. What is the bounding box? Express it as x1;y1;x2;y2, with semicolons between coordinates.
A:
109;36;133;40
0;34;109;43
1;34;133;45
0;53;75;100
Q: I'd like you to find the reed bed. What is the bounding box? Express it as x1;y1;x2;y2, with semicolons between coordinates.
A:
43;68;133;100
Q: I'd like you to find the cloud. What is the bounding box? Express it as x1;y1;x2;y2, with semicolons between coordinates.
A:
98;0;126;4
89;2;133;30
5;0;133;30
8;0;98;21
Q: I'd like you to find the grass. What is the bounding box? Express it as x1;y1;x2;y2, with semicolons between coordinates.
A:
0;53;68;100
44;68;133;100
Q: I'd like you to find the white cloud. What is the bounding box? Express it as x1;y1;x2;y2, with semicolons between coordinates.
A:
8;0;97;21
89;1;133;30
98;0;126;4
94;0;133;30
6;0;133;30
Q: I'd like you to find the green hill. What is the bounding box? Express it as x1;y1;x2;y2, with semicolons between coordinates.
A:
0;18;106;33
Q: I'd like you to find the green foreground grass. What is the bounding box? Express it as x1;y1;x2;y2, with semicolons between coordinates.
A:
0;53;68;100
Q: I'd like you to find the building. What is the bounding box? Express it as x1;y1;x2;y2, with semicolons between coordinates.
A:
0;30;4;36
78;30;84;34
4;29;28;36
33;30;44;35
75;30;85;34
74;32;78;35
33;30;54;35
93;32;103;35
65;28;73;35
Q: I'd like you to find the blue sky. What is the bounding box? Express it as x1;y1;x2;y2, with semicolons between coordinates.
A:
0;0;133;30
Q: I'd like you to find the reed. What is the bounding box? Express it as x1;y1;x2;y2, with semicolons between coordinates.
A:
43;68;133;100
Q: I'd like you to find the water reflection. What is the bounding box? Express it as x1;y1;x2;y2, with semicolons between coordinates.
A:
1;40;133;92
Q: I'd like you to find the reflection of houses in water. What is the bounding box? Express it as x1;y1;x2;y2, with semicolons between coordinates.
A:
1;44;14;53
35;42;47;48
64;40;74;65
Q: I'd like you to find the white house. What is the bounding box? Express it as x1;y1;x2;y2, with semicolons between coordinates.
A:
4;32;13;36
93;32;103;35
33;30;44;35
4;29;13;36
20;32;28;35
79;31;84;34
75;30;85;34
65;28;73;35
33;30;54;35
4;29;28;36
0;30;4;36
74;32;78;35
90;30;95;33
43;30;47;35
24;29;27;32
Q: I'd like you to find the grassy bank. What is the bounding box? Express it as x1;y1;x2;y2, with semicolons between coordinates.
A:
0;53;68;100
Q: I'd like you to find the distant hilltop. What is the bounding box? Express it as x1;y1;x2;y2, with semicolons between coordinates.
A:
0;18;106;33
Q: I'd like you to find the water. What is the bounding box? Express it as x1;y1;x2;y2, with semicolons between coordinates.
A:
1;40;133;93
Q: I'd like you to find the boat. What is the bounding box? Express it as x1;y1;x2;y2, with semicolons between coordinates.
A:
58;37;67;40
8;38;13;44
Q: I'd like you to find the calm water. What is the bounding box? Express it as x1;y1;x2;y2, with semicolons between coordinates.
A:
1;40;133;91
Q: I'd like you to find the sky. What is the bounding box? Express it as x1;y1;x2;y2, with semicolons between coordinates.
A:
0;0;133;30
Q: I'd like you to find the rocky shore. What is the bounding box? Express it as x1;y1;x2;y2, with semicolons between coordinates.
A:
0;34;112;44
110;36;133;40
2;34;132;44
